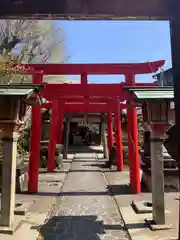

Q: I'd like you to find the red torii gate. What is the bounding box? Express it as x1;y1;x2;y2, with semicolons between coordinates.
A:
22;60;164;195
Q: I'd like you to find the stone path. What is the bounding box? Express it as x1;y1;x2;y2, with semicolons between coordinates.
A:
38;153;130;240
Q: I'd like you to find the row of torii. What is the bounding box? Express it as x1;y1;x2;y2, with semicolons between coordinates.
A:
21;60;165;194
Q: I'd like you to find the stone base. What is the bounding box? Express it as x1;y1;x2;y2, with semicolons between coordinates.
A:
14;201;33;216
0;201;33;216
145;218;172;231
132;200;152;214
55;155;64;169
0;218;22;235
16;172;28;193
142;171;179;192
0;160;28;193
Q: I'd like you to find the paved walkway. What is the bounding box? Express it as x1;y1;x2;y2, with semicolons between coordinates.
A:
38;153;130;240
1;147;177;239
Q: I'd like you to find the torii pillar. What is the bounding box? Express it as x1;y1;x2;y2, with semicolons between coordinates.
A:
114;98;124;171
107;111;113;153
47;101;59;172
28;73;43;193
126;73;140;194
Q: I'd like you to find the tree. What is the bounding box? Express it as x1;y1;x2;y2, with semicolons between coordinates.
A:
0;20;67;84
0;20;67;155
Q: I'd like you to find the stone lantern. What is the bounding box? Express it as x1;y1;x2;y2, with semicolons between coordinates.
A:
0;84;43;234
125;86;173;230
142;100;171;228
141;100;170;162
142;100;170;134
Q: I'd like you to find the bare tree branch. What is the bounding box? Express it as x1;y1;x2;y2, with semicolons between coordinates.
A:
0;20;67;84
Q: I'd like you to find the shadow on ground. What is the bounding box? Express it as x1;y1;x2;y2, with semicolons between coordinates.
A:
32;215;125;240
126;222;149;229
33;191;109;197
32;184;131;197
69;169;102;173
107;184;131;195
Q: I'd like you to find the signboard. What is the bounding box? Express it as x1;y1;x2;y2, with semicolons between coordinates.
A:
0;0;175;19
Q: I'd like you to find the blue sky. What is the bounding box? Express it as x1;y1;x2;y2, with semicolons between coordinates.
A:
60;20;171;83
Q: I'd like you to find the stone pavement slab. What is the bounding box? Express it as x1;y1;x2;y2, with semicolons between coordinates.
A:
104;166;179;240
74;153;98;159
37;153;130;240
0;213;47;240
0;155;73;239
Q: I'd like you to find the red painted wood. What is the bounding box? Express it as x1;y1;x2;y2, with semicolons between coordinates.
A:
28;73;43;193
81;72;88;84
26;61;162;194
40;82;156;100
21;60;164;75
62;104;111;113
58;97;115;103
130;107;141;193
114;99;124;171
107;111;113;153
127;108;134;190
126;74;141;193
41;102;132;111
125;72;135;84
40;83;125;99
48;101;59;172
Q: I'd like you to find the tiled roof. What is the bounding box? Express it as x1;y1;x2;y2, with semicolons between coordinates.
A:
126;87;174;100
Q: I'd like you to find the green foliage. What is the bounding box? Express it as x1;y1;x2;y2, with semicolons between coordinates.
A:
17;127;30;154
0;20;67;155
0;127;30;156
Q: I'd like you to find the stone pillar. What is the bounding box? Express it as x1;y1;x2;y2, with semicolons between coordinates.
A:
143;122;151;161
150;123;168;225
101;114;108;159
63;117;70;159
0;131;17;227
150;135;165;224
